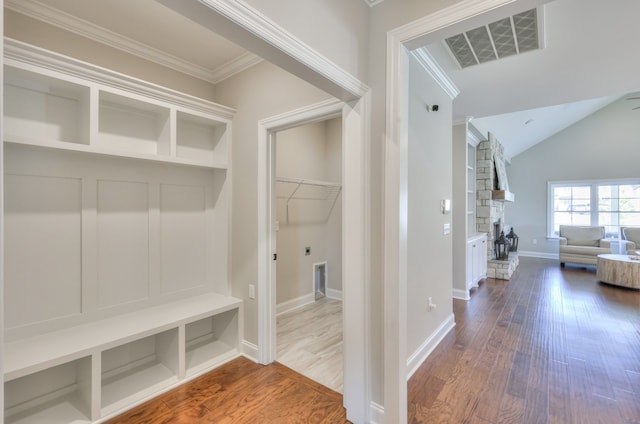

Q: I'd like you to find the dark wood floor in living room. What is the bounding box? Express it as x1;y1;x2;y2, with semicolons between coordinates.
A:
106;257;639;424
409;257;640;424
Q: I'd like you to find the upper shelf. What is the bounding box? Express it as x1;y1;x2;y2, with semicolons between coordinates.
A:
3;38;235;170
276;177;342;224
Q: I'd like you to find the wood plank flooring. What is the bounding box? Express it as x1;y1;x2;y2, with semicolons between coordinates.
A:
409;257;640;424
105;257;640;423
277;297;343;393
103;356;349;423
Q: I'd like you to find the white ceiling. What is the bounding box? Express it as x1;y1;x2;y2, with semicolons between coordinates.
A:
425;0;640;158
6;0;639;159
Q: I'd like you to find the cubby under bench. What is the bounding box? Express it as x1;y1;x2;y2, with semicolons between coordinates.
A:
4;293;242;424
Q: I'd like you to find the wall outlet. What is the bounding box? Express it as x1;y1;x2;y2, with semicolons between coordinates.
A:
532;238;537;245
249;284;255;299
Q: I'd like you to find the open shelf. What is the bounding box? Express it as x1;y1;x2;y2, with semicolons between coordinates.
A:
4;66;90;146
101;329;179;416
185;309;238;376
5;357;92;424
97;90;171;156
176;111;228;167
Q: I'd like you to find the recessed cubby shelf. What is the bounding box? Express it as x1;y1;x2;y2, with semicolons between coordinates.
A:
4;67;90;146
98;91;171;156
3;40;239;424
5;357;93;424
101;329;179;416
176;111;228;167
185;309;239;377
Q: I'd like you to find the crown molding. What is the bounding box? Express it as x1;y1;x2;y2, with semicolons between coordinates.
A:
195;0;369;100
210;51;264;82
5;0;262;84
411;47;459;99
4;38;236;119
467;122;487;146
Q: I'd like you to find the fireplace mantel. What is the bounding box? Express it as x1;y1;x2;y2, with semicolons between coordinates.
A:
492;189;515;202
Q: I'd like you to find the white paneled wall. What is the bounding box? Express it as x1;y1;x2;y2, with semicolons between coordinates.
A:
4;145;224;340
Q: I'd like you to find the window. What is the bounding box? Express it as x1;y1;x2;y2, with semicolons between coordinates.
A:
548;180;640;238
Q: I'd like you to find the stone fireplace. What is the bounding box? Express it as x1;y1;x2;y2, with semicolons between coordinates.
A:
476;133;519;280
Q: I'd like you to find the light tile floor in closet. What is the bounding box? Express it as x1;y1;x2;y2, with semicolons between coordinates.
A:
276;297;343;393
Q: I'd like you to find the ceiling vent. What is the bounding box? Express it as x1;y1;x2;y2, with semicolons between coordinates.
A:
445;8;543;68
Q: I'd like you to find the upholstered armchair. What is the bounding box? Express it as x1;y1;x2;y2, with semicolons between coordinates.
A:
559;225;610;266
621;227;640;252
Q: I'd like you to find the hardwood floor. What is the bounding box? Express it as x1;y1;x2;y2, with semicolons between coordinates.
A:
409;257;640;424
277;297;343;393
106;257;640;423
104;356;349;424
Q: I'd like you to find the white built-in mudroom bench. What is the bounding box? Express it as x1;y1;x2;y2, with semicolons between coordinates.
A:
3;39;242;423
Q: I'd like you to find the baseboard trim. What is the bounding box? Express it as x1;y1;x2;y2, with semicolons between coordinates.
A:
406;313;456;380
369;401;385;424
326;288;343;300
241;339;258;362
276;293;315;316
452;288;470;300
518;250;558;260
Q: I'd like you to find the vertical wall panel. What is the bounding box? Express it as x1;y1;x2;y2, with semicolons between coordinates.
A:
4;174;82;328
160;184;207;295
97;180;150;308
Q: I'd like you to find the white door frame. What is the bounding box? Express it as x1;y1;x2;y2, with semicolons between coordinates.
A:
257;96;370;423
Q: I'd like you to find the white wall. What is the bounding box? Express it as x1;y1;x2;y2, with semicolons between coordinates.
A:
275;119;342;305
214;61;332;344
406;56;453;360
507;96;640;256
240;0;370;83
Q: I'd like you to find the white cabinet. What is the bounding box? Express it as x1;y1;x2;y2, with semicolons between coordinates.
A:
466;233;487;295
3;40;240;423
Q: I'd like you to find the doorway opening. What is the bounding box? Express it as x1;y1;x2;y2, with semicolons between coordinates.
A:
273;117;344;393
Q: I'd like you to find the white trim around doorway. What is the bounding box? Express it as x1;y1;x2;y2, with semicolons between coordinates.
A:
257;96;371;423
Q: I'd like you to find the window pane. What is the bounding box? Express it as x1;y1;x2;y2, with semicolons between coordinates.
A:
599;185;613;199
573;186;590;199
554;212;573;226
621;198;640;212
599;213;612;226
599;197;612;211
620;213;640;226
573;213;590;226
555;199;572;212
620;184;640;198
554;186;572;200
